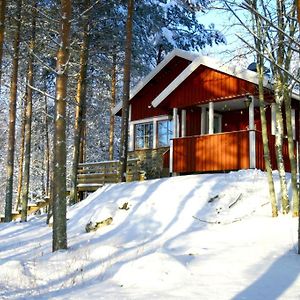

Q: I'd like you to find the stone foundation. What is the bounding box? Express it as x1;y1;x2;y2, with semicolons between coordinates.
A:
129;147;170;179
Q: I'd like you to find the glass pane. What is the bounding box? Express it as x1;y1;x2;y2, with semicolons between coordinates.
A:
158;120;173;147
134;122;153;149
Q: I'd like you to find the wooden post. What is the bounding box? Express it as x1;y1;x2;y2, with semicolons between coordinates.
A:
181;109;186;137
170;107;178;175
201;106;206;135
153;117;157;148
208;102;214;134
128;105;134;151
271;103;276;135
297;141;299;178
249;96;256;168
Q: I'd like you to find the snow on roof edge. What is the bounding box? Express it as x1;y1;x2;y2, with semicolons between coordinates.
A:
151;55;279;108
112;49;198;115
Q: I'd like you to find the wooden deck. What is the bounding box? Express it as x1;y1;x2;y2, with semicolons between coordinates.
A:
77;158;144;192
171;130;292;174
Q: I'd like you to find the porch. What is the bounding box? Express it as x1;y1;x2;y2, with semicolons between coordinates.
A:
168;130;291;174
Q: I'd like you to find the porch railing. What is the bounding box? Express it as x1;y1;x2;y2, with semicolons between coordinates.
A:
77;158;142;191
170;130;293;174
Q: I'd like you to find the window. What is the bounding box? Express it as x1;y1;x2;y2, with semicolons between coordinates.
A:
157;120;173;147
135;122;153;149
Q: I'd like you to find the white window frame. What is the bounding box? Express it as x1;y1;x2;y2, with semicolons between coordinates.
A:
134;122;154;150
129;115;172;150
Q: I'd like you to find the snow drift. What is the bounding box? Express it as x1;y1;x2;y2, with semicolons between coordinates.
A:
0;170;299;299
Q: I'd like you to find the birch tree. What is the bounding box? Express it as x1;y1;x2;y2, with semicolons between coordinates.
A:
251;0;278;217
224;0;299;215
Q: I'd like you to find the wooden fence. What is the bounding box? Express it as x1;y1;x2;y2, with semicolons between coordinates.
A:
77;158;144;192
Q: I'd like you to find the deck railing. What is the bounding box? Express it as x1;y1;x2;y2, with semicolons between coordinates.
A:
77;158;143;191
170;130;293;174
172;130;250;173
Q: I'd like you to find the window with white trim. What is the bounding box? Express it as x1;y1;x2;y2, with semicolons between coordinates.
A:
132;116;174;150
157;120;173;147
134;122;153;149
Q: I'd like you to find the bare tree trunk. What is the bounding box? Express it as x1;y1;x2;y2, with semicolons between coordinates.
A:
284;91;299;217
272;0;289;214
274;89;289;213
296;0;300;255
0;0;6;86
119;0;134;182
250;0;278;217
52;0;71;252
21;1;36;222
283;5;298;217
79;125;86;163
69;0;90;205
15;95;27;211
4;0;22;222
258;88;278;216
44;94;50;197
109;54;117;161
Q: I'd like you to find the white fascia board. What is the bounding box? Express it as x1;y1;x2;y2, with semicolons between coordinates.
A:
112;49;198;115
151;55;273;108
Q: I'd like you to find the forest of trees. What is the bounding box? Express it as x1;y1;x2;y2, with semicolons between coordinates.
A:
0;0;299;252
0;0;225;250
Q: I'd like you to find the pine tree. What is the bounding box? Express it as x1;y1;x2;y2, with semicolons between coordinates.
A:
21;1;37;222
69;0;90;205
119;0;134;182
52;0;72;252
4;0;23;222
0;0;6;85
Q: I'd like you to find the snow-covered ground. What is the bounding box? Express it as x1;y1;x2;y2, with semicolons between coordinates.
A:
0;170;299;300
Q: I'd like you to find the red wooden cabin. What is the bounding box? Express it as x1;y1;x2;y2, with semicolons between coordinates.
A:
113;49;300;176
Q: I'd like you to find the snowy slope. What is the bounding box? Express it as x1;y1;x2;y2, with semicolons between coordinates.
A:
0;170;299;300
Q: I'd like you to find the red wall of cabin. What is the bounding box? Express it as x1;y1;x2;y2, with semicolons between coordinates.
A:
130;57;191;121
161;66;259;109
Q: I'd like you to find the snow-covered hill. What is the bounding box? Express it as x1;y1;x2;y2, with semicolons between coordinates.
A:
0;170;299;299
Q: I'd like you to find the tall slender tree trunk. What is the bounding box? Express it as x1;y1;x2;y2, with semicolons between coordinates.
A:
251;0;278;217
15;95;27;211
52;0;72;252
274;88;289;213
44;94;50;197
21;2;37;222
296;0;300;255
283;5;298;217
4;0;22;222
274;0;289;214
0;0;6;86
69;0;90;205
284;90;299;217
109;54;117;161
119;0;134;182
